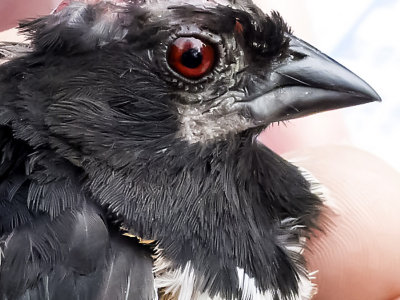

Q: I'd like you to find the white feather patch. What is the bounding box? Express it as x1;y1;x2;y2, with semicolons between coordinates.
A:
289;161;339;215
154;247;317;299
237;268;316;300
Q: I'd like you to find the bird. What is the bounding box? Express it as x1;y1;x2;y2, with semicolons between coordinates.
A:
0;0;381;299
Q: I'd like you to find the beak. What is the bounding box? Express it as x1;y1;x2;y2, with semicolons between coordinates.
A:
234;35;381;123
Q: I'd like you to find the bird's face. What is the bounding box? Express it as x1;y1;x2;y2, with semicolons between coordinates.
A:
159;0;382;143
19;0;380;161
120;0;381;144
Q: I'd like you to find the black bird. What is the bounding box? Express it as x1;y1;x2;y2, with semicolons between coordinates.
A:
0;0;380;299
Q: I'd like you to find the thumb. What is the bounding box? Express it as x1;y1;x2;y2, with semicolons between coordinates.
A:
285;146;400;300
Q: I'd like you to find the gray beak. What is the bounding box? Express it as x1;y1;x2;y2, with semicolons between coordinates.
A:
234;35;381;123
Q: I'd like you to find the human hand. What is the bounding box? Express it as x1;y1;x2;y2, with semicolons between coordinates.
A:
284;146;400;300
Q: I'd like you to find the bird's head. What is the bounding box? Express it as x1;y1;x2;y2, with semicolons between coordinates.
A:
10;0;379;161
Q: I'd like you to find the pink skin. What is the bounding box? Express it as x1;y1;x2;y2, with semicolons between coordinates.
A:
259;111;349;154
0;0;57;31
1;1;399;299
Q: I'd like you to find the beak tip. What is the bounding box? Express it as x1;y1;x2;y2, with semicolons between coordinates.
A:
362;85;382;103
373;93;383;103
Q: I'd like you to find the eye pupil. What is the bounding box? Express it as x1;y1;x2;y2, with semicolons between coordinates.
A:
181;48;203;69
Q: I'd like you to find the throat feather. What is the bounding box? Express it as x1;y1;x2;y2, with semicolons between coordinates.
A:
177;101;252;143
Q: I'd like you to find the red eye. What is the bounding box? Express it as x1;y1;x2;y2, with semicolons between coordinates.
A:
168;37;216;79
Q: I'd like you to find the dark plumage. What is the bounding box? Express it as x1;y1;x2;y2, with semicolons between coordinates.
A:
0;1;380;299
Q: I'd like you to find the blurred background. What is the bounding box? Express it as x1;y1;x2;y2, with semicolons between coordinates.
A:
1;0;399;171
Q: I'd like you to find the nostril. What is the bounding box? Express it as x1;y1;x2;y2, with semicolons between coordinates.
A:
288;51;307;61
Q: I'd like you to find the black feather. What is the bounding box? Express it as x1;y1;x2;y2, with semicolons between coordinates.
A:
0;200;155;300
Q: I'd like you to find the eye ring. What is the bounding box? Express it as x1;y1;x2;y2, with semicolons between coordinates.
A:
167;37;216;79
